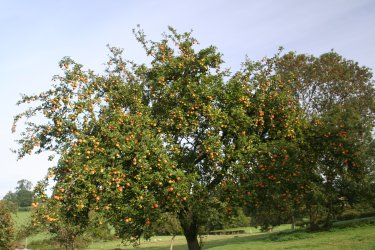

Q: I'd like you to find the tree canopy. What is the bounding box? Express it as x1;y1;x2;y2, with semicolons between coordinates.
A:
13;27;375;250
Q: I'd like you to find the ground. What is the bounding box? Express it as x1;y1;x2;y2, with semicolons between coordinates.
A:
13;212;375;250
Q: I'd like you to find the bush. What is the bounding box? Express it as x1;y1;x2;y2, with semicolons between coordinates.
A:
0;200;18;214
85;211;113;241
18;206;32;212
207;208;250;231
337;209;361;221
222;208;250;229
359;210;375;218
152;213;182;236
337;208;375;221
0;201;15;249
269;231;314;242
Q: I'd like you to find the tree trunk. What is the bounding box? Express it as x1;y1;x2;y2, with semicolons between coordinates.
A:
180;217;201;250
186;236;201;250
309;205;320;231
323;207;334;229
169;235;176;250
291;215;296;230
179;206;202;250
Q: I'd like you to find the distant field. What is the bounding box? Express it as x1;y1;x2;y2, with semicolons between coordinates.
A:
13;211;375;250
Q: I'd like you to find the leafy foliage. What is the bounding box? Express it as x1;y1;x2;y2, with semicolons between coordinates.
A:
225;56;308;231
0;201;15;250
3;179;34;208
13;27;375;249
13;27;237;250
276;52;375;229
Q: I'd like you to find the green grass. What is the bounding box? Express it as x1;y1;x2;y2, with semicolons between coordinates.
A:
12;211;375;250
85;220;375;250
84;220;375;250
12;210;31;229
12;211;52;248
204;223;375;250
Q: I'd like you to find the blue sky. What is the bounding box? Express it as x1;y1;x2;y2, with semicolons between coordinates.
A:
1;0;374;198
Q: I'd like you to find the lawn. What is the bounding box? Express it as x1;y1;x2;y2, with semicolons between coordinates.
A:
13;211;31;229
88;218;375;250
13;211;375;250
203;224;375;250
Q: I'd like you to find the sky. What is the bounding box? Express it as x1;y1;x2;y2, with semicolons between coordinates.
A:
1;0;375;198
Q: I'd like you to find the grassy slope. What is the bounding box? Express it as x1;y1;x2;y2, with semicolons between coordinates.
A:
88;219;375;250
204;224;375;250
14;211;375;250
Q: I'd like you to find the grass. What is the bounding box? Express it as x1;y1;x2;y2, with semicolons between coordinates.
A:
205;223;375;250
13;210;31;229
86;218;375;250
12;211;52;248
12;211;375;250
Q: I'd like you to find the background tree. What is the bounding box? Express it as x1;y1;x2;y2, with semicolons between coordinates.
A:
3;179;33;209
276;51;375;229
275;51;375;116
28;179;113;249
16;179;33;192
29;179;93;250
1;194;18;213
152;213;182;250
304;104;375;229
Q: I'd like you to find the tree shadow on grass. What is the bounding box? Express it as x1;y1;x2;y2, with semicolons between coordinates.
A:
106;233;278;250
106;217;375;250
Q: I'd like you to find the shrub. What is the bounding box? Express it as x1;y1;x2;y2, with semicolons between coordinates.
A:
18;206;32;212
0;201;15;249
337;209;361;221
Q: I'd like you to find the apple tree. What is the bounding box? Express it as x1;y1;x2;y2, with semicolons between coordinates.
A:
222;56;309;231
13;27;260;250
14;27;374;249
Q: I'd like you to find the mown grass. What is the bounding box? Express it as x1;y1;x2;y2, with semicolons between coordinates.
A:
12;211;52;248
206;223;375;250
88;218;375;250
13;211;375;250
13;210;31;229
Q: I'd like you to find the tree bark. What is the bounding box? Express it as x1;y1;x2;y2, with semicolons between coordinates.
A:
291;215;296;230
169;235;176;250
180;216;201;250
309;205;320;231
186;236;201;250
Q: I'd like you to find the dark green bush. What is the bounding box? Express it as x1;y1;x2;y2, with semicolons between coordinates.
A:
337;209;361;221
